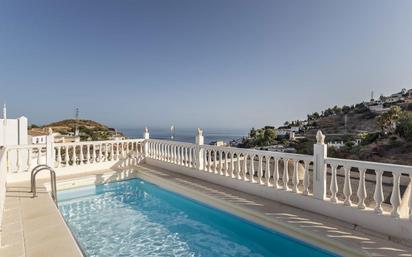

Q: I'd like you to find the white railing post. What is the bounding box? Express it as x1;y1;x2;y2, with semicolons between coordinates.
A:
195;128;204;170
313;130;327;200
46;128;55;167
143;127;150;158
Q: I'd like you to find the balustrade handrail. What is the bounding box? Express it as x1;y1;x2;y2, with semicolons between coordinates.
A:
326;157;412;175
5;144;46;150
54;138;144;147
147;139;196;147
200;144;314;162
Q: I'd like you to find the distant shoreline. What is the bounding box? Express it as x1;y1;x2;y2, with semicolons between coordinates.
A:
119;128;247;144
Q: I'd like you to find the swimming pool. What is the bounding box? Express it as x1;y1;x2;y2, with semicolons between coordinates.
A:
58;178;339;257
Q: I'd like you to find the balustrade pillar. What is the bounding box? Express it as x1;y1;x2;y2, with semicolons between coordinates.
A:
46;128;55;167
143;127;150;158
313;130;327;200
195;128;204;170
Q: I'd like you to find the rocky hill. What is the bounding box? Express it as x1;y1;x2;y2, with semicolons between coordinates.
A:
31;119;123;141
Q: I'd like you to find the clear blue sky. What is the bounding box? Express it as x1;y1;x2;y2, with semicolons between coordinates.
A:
0;0;411;129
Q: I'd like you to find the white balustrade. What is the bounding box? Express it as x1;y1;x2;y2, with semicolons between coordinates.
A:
325;157;412;219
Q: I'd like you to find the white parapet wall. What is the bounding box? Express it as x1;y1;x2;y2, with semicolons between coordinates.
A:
0;148;7;244
1;129;412;243
143;130;412;242
5;138;146;182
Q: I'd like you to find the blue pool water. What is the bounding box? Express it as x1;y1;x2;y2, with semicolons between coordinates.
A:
58;179;339;257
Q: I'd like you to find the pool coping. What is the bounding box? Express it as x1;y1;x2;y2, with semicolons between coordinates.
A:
0;184;84;257
133;167;364;257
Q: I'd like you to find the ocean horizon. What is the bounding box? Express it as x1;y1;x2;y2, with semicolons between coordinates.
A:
119;127;248;144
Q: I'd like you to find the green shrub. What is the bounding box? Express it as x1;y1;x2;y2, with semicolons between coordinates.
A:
396;112;412;142
363;132;379;144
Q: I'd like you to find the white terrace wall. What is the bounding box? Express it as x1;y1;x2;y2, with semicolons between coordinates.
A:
4;132;145;182
144;129;412;242
1;128;412;242
0;148;7;244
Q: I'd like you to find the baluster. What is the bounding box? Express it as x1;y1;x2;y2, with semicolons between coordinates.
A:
164;144;167;161
86;145;91;164
303;161;310;195
236;153;241;179
330;164;338;202
292;160;300;193
37;147;41;165
250;155;256;183
159;143;163;160
93;144;98;162
27;148;32;172
180;146;186;166
390;173;401;217
189;147;193;167
6;150;10;173
273;158;279;189
243;155;248;181
343;166;352;206
65;146;69;166
16;149;20;172
218;151;222;175
220;151;224;175
110;144;114;161
265;156;271;186
174;146;178;164
220;151;225;176
357;168;367;209
373;169;384;214
172;145;175;163
176;146;181;165
230;152;235;178
56;147;62;167
74;146;79;165
180;146;184;165
79;145;84;165
204;150;209;172
105;144;109;161
185;147;188;167
213;150;217;174
258;155;263;184
224;152;229;176
283;159;289;190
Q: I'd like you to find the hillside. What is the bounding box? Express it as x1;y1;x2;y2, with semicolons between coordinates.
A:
31;119;123;141
238;90;412;165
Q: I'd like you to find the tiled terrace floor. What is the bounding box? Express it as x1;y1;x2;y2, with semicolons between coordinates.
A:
0;186;83;257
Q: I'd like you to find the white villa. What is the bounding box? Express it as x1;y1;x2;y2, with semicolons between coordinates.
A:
0;112;411;256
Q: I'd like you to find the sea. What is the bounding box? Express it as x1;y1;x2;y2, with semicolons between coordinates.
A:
119;127;248;145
